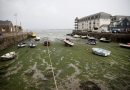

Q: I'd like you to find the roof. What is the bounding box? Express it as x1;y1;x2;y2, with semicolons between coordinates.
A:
0;20;11;25
112;15;130;21
79;12;111;20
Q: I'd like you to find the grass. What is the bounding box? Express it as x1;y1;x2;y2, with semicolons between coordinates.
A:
0;37;130;90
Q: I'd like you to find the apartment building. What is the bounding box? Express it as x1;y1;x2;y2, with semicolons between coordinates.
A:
75;12;111;32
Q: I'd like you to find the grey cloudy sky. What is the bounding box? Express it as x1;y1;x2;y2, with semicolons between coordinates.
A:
0;0;130;30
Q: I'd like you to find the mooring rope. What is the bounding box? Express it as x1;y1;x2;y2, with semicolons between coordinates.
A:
46;44;58;90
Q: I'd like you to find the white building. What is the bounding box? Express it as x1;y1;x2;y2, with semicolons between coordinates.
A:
75;12;111;32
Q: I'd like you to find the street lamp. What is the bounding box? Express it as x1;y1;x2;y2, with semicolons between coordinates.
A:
14;14;17;33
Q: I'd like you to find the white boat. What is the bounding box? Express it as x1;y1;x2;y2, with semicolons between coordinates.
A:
35;36;40;41
81;36;87;39
18;42;26;47
73;34;80;38
100;38;110;43
119;43;130;48
64;39;74;46
29;42;37;48
92;48;111;56
1;51;17;60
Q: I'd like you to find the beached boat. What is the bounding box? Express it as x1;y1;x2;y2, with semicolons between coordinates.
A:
29;42;37;48
64;38;74;46
119;43;130;48
100;38;110;43
18;42;26;47
86;37;97;45
81;36;87;39
44;41;50;46
31;33;36;37
0;51;17;60
34;36;40;41
92;48;111;56
73;34;80;38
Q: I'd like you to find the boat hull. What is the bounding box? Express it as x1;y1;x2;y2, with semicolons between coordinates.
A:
92;48;111;56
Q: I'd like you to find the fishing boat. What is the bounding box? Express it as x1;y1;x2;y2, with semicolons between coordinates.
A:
0;51;17;60
100;38;110;43
119;43;130;48
64;38;74;46
44;41;50;46
86;37;97;45
92;48;111;56
29;42;37;48
18;42;26;47
34;36;40;41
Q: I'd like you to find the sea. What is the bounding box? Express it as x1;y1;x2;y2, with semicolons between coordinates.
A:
31;29;73;41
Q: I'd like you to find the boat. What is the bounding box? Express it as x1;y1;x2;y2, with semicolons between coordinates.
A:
0;51;17;60
81;36;87;39
29;42;37;48
119;43;130;48
86;37;97;45
100;38;110;43
34;36;40;41
44;41;50;46
64;38;74;46
31;33;36;37
73;34;80;38
18;42;26;47
92;48;111;56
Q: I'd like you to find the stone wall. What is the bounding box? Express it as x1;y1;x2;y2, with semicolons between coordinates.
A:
0;32;32;50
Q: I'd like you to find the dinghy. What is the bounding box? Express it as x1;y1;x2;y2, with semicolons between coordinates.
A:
119;43;130;48
34;36;40;41
87;37;97;45
100;38;110;43
1;51;17;60
44;41;50;46
92;48;111;56
29;42;37;48
18;42;26;47
64;38;74;46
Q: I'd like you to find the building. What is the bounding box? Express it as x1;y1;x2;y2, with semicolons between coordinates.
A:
109;16;130;33
0;20;15;33
75;12;111;32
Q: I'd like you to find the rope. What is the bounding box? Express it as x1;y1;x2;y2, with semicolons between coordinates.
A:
47;45;58;90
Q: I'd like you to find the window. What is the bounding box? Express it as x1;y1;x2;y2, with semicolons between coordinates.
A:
127;22;129;25
121;22;123;26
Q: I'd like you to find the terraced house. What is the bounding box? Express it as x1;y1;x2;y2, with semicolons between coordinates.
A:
75;12;111;32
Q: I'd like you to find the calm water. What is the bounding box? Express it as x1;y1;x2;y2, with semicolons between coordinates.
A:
32;30;72;40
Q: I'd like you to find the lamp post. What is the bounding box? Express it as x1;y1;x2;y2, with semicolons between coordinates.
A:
14;14;17;33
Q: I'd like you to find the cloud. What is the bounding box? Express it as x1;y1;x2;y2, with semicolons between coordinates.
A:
0;0;130;30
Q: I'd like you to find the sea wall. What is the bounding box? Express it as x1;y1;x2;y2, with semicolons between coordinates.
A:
0;32;32;50
72;31;130;43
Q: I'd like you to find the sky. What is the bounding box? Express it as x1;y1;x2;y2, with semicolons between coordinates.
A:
0;0;130;30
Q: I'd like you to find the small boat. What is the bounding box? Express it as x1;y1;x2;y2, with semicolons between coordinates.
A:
100;38;110;43
73;34;80;38
29;42;37;48
119;43;130;48
92;48;111;56
64;38;74;46
34;36;40;41
0;51;17;60
31;33;36;37
44;41;50;46
18;42;26;47
81;36;87;39
86;37;97;45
